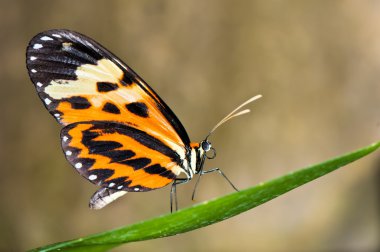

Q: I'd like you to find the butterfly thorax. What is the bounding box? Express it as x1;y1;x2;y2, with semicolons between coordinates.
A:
180;140;213;180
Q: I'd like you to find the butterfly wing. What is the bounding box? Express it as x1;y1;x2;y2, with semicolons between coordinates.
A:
26;29;190;191
61;121;183;191
26;29;190;153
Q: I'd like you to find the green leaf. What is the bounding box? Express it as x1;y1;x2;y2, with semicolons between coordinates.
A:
30;141;380;252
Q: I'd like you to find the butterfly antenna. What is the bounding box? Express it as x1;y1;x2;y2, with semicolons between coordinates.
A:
205;94;262;140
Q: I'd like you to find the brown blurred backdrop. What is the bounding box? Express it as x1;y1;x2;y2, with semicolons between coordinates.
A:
0;0;379;251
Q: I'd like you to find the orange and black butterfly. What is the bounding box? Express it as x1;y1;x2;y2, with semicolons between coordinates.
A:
26;29;261;210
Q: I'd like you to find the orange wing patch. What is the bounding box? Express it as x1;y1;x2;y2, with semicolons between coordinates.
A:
45;58;184;153
62;122;183;191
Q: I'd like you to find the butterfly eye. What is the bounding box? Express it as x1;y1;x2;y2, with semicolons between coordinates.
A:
201;140;216;159
201;140;211;151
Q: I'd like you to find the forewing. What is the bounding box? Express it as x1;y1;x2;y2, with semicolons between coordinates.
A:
26;29;190;152
61;121;184;191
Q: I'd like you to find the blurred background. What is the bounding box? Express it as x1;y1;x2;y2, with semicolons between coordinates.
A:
0;0;379;251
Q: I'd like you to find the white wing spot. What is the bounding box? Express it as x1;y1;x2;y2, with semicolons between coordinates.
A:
63;136;68;142
134;188;139;191
41;36;53;41
31;69;37;73
30;56;37;61
75;163;82;169
109;183;115;187
36;82;43;87
89;175;97;181
65;150;72;156
117;185;123;190
44;98;52;105
52;34;62;38
62;42;72;49
33;44;43;49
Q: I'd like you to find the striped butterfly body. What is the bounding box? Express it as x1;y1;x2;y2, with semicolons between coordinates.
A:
26;29;261;210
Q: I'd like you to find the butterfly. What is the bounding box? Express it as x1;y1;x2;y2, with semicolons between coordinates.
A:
26;29;262;211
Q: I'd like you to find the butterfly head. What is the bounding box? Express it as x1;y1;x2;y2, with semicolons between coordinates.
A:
191;140;216;175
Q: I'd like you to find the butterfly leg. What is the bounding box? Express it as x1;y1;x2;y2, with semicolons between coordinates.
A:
192;168;239;201
170;178;188;213
89;187;127;210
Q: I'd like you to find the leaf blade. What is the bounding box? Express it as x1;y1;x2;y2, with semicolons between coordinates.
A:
31;141;380;252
